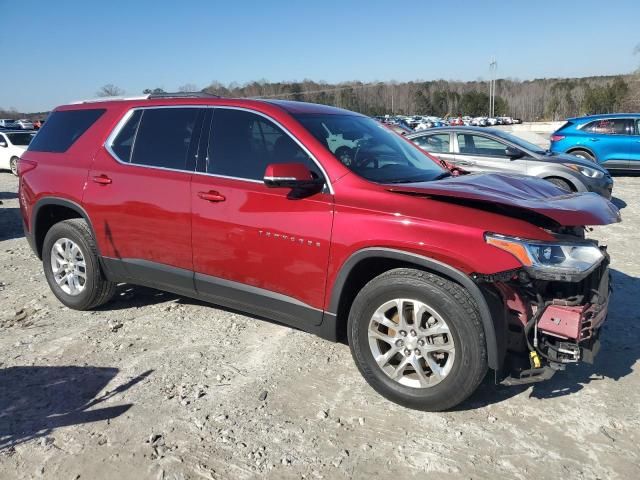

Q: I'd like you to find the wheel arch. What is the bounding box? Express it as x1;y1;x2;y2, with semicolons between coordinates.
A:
327;248;504;371
541;175;580;192
566;146;596;159
31;197;98;259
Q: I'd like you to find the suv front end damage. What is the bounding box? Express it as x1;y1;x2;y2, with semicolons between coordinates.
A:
477;235;611;385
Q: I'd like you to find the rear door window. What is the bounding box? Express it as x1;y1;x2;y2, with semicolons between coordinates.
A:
412;133;450;153
583;119;634;135
110;110;143;162
28;109;105;153
129;108;200;170
457;134;507;156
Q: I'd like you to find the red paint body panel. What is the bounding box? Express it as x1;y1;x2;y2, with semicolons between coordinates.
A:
191;175;334;309
19;97;618;320
84;148;193;270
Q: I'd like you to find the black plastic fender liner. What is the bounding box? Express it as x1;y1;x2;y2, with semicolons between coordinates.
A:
328;247;505;371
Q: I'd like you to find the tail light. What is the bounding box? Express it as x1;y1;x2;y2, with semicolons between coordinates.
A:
550;134;565;142
18;158;37;176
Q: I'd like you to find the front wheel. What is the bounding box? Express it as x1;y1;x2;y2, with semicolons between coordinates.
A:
545;176;574;192
10;157;19;176
348;268;487;411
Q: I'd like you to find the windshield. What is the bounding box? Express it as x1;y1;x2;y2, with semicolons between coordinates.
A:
7;132;35;145
490;129;547;155
294;114;446;183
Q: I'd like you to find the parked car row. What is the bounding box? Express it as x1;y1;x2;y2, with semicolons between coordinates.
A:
375;114;522;133
0;118;44;130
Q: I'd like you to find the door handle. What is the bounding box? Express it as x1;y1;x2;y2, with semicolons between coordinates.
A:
198;191;226;202
92;174;112;185
456;160;475;166
588;138;600;142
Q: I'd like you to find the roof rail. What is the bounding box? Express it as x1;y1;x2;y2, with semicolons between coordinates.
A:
147;92;220;99
69;95;149;104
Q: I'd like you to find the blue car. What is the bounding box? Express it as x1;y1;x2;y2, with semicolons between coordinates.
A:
550;113;640;171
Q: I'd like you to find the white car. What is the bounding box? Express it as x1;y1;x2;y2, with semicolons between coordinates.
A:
0;119;18;128
15;119;35;130
0;130;35;175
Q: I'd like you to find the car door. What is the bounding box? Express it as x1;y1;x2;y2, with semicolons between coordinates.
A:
581;118;635;169
191;107;334;325
84;106;204;296
411;132;455;165
453;132;525;174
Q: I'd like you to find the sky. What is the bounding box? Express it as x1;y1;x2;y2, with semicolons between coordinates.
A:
1;0;639;112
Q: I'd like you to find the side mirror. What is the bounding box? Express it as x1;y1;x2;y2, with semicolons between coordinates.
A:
264;163;324;189
0;141;7;148
505;146;524;159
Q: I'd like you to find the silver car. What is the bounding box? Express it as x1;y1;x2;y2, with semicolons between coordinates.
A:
407;127;614;198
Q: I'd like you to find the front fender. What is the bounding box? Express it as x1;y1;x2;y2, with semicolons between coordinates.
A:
328;247;506;371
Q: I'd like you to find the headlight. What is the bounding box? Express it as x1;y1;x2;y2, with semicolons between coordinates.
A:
564;163;604;179
485;233;604;280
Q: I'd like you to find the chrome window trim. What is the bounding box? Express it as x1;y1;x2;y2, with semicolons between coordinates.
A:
104;105;334;193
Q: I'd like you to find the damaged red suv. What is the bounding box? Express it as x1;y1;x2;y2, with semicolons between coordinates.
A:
18;94;620;410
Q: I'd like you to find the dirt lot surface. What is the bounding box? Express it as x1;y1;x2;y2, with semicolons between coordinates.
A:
1;171;639;480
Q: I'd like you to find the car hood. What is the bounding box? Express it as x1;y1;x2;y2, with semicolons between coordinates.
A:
386;173;621;227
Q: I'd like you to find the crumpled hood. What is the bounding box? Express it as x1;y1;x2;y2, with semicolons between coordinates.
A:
386;173;621;227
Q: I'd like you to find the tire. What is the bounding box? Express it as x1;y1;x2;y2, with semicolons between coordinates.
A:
347;268;488;411
10;157;19;176
545;177;574;192
42;218;117;310
569;149;595;163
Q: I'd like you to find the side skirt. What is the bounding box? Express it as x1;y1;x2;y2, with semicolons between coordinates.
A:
100;257;338;341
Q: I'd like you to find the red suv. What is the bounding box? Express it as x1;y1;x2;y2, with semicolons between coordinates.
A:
18;93;620;411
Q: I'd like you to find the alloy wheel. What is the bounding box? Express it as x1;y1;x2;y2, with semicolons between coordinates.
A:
368;298;455;388
50;238;87;296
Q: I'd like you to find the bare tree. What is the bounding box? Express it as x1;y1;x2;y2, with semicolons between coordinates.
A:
96;84;125;97
178;83;199;93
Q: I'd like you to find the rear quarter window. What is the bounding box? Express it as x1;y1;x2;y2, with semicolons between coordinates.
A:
28;109;105;153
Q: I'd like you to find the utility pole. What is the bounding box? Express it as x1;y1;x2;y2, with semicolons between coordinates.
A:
489;57;497;117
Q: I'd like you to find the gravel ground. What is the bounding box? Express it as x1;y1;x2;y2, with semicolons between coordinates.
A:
0;171;639;480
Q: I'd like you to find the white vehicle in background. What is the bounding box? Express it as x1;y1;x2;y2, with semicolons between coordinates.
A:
471;116;488;126
0;119;18;128
14;119;35;130
0;130;36;175
486;117;498;126
499;116;513;125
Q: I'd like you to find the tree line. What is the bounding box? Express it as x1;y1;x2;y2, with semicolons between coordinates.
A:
2;73;639;122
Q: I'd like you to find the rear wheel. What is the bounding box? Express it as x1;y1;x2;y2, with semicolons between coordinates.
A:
545;177;574;192
569;149;595;163
347;268;487;411
9;157;19;176
42;219;116;310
